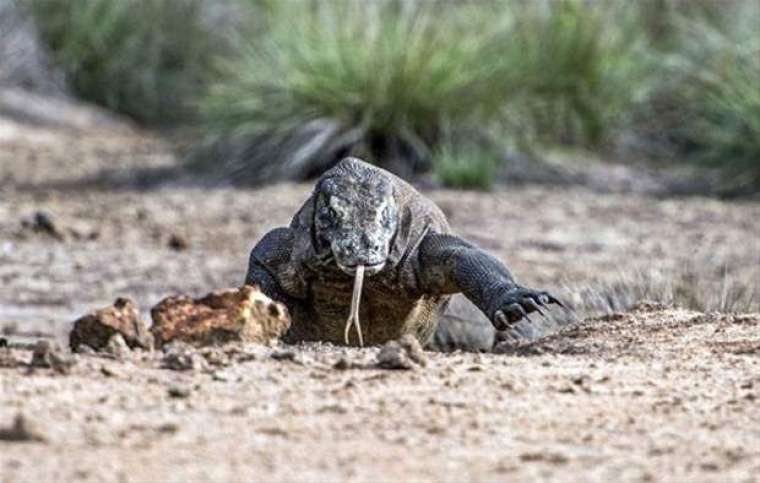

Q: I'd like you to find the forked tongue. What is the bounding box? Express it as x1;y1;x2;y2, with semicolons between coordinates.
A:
344;264;365;347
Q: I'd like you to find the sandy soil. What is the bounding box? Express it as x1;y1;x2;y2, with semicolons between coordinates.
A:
1;116;759;482
2;308;759;482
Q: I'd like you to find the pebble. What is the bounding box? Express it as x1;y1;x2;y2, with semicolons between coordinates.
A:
105;334;131;360
167;385;191;399
270;350;298;362
162;342;209;372
0;414;46;443
376;335;428;370
167;233;190;251
30;340;76;375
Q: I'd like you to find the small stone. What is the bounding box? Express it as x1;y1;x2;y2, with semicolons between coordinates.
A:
199;347;231;367
24;211;64;240
75;344;96;355
104;334;130;360
162;342;209;372
157;422;179;433
167;385;191;399
377;342;413;369
397;334;427;367
211;370;229;382
270;350;297;362
100;365;121;378
0;347;23;369
150;285;290;348
376;335;428;370
519;451;568;465
167;234;189;251
69;298;153;352
0;337;7;348
30;340;75;374
557;385;576;394
333;357;353;370
0;414;46;442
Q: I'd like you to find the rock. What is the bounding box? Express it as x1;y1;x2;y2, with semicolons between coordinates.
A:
104;334;131;360
211;370;230;382
0;345;23;368
0;414;46;443
157;422;179;434
69;298;153;352
198;347;231;367
333;357;353;370
150;285;290;348
161;342;209;372
20;211;64;240
376;335;428;370
100;365;121;378
377;343;413;370
398;334;427;367
33;211;60;237
167;385;191;399
270;349;298;362
167;233;190;251
75;344;96;355
30;340;75;374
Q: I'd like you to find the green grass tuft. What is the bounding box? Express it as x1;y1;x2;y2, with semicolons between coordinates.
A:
198;0;652;182
433;142;500;190
675;4;760;190
632;1;760;193
26;0;760;191
29;0;226;125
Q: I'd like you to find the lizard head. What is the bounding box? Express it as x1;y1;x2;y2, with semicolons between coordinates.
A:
313;159;398;276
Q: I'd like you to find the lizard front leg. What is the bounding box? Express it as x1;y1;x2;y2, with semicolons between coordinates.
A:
245;227;304;310
416;233;563;330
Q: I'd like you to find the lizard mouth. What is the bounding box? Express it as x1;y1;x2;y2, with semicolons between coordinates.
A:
338;261;385;276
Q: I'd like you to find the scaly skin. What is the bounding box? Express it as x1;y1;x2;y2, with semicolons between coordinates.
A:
245;157;562;348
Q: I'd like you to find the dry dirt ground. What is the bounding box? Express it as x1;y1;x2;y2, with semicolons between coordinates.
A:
1;115;760;482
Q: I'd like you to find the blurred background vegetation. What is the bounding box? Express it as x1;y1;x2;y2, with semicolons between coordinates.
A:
21;0;760;193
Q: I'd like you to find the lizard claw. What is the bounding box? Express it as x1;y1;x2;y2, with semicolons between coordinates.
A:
548;295;566;308
524;298;546;317
511;303;534;324
494;310;510;330
490;287;563;329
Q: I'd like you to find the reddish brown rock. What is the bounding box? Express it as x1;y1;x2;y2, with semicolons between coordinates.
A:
150;285;290;348
69;298;153;352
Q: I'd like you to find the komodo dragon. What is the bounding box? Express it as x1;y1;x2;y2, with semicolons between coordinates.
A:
245;157;563;351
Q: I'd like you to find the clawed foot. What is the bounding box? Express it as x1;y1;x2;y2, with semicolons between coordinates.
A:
492;287;564;330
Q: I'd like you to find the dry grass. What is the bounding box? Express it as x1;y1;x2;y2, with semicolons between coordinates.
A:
565;260;759;318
